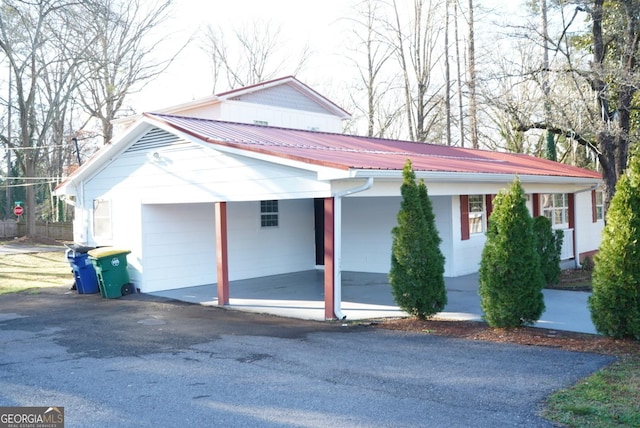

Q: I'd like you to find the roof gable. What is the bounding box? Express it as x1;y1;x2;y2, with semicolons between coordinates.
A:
228;84;333;115
216;76;351;119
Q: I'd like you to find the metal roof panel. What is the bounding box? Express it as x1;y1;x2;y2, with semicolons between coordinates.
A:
144;113;602;180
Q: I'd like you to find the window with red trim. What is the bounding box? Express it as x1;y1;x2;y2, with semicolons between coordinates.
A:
542;193;569;229
460;195;486;240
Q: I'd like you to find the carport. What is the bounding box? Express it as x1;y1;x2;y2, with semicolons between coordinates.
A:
138;191;417;321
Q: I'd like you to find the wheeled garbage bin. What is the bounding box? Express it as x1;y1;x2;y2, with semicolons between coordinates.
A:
87;247;134;299
65;244;99;294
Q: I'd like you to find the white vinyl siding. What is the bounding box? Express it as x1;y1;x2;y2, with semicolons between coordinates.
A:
141;203;217;292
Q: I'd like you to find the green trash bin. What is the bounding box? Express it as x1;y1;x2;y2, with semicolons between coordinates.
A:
88;247;134;299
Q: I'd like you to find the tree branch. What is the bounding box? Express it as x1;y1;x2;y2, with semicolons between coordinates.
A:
515;122;602;156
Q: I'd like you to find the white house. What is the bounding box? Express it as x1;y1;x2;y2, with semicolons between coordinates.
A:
55;78;604;320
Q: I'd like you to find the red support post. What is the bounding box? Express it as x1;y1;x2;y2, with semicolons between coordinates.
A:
215;202;229;305
324;197;335;320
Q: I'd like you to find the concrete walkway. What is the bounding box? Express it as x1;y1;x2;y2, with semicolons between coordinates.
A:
151;271;597;335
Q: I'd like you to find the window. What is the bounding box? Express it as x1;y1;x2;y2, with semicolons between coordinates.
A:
260;200;278;227
468;195;485;234
594;191;604;221
542;193;569;228
93;199;112;238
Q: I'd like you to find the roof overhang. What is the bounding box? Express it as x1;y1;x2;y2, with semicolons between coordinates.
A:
351;169;601;191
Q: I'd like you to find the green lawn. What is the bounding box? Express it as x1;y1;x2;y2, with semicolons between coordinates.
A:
0;251;72;294
543;356;640;427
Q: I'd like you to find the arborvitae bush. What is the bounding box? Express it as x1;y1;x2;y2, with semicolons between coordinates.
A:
389;160;447;319
479;177;545;327
589;153;640;340
533;216;563;285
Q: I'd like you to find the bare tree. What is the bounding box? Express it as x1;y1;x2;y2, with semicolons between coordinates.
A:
344;0;403;138
202;20;310;93
0;0;87;236
539;0;558;161
515;0;640;209
466;0;479;148
444;0;452;145
388;0;446;142
479;42;546;154
453;0;465;147
78;0;180;145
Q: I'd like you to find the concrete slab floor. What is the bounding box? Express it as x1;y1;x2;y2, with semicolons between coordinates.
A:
149;270;597;334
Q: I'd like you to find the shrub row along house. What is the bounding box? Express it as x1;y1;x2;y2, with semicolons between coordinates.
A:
54;76;604;319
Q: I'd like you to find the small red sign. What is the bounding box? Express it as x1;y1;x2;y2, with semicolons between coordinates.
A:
13;205;24;216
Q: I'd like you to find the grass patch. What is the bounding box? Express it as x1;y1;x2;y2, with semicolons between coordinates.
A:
543;357;640;427
0;251;72;295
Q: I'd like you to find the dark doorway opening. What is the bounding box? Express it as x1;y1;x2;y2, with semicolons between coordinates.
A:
314;198;324;265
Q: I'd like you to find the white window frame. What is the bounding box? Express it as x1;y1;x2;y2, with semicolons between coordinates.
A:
542;193;569;229
468;195;485;235
595;190;604;221
93;199;112;239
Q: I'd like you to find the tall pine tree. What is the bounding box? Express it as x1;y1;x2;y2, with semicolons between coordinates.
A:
390;160;447;319
479;177;545;327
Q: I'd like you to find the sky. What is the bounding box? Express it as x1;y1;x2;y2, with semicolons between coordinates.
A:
130;0;357;112
129;0;531;117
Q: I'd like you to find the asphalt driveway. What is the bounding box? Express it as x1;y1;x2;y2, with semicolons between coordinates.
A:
0;287;614;427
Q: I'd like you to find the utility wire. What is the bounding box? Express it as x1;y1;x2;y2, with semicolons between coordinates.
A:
4;181;58;188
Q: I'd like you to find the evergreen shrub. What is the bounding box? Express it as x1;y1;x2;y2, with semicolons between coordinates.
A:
589;153;640;339
479;177;545;327
533;215;563;285
389;160;447;319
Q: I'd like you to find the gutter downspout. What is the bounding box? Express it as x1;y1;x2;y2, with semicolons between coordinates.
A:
331;177;374;320
573;184;600;269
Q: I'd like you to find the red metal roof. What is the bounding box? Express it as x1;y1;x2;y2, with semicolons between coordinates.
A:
146;113;602;180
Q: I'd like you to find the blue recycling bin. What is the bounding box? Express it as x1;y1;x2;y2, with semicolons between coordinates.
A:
65;247;99;294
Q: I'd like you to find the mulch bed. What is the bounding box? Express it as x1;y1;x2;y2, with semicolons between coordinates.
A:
377;318;639;357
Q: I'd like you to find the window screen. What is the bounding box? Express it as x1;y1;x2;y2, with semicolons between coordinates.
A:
260;200;278;227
